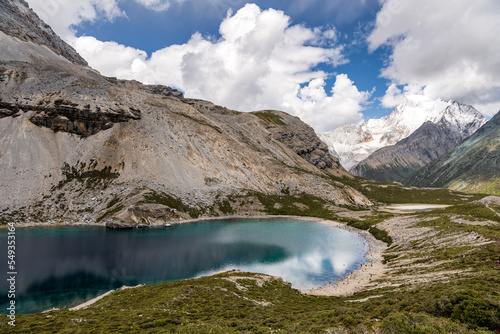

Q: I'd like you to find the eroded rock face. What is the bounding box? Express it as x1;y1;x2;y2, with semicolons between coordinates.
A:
140;84;184;99
0;99;141;136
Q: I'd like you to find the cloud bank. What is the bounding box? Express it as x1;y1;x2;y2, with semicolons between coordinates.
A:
369;0;500;116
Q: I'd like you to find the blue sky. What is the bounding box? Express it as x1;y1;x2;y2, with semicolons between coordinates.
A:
27;0;500;132
75;0;390;120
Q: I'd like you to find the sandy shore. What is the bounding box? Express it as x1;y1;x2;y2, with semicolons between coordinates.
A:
305;219;388;297
69;285;143;311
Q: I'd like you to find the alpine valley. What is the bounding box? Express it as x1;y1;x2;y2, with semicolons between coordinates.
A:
2;1;500;334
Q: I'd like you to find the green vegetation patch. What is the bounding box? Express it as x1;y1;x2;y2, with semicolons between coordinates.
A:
327;175;482;205
54;162;119;191
418;202;500;224
142;191;203;218
450;177;500;197
253;111;286;125
5;271;499;333
254;191;331;218
96;204;124;223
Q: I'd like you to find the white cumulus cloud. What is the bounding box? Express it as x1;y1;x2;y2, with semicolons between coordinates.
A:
27;0;125;40
369;0;500;116
287;75;371;132
69;4;370;131
72;37;149;79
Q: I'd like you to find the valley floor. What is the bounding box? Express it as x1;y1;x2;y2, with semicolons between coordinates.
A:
2;199;500;333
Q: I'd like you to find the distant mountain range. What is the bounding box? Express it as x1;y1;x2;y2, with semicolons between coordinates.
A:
320;94;500;196
350;100;487;183
320;95;487;172
408;110;500;195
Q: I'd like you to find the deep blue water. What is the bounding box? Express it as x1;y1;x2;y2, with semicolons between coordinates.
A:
0;218;368;314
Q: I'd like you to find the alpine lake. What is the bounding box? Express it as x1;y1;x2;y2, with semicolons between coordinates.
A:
1;218;369;314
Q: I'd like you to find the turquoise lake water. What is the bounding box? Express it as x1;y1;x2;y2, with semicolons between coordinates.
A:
0;218;368;314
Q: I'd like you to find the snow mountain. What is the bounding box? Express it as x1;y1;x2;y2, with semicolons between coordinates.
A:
320;95;487;170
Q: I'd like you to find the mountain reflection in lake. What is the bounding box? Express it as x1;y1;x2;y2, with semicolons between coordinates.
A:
0;218;368;314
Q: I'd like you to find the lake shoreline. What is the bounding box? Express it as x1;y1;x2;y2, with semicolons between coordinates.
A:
0;214;351;229
305;219;388;297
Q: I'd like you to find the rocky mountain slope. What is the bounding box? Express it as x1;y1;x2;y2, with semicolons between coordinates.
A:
350;102;486;183
0;0;87;65
320;96;486;170
0;0;371;227
407;110;500;195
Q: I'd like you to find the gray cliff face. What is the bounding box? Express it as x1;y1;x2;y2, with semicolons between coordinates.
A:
0;0;87;66
407;111;500;195
350;106;485;183
250;110;345;172
0;57;186;136
0;1;371;226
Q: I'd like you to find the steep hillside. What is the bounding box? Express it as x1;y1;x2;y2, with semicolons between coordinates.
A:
0;0;371;227
408;111;500;195
320;96;486;170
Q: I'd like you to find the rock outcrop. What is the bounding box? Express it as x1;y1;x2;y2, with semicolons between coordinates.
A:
0;98;141;136
252;110;344;171
106;204;181;229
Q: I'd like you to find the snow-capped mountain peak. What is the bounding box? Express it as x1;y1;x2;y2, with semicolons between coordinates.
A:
319;95;487;170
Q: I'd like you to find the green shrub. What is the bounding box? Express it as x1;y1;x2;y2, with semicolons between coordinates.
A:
431;292;500;330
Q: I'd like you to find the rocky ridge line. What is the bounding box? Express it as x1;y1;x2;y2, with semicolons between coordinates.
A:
0;0;87;65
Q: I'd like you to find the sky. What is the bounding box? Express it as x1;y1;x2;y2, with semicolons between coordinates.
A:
26;0;500;133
